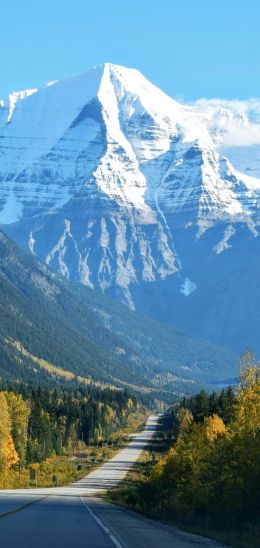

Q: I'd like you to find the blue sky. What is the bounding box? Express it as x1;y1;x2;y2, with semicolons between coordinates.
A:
1;0;259;100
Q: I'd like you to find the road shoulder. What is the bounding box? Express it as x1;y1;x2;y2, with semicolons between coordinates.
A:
86;496;227;548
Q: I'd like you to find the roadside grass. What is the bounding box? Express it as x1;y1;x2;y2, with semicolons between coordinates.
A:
1;410;149;490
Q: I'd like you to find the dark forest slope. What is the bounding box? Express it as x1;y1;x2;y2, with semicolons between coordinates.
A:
0;231;238;396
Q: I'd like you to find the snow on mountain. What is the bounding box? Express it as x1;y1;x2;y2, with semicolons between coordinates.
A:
1;63;260;352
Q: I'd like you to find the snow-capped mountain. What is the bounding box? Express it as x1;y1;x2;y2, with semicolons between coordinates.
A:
1;63;260;353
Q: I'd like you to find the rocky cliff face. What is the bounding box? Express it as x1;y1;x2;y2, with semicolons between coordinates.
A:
1;63;260;352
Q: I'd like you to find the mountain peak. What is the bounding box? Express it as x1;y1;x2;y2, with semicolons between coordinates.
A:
1;64;260;354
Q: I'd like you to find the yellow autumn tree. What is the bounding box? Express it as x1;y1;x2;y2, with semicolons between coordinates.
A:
5;391;30;467
234;364;260;435
149;412;228;515
203;414;227;441
221;363;260;516
0;392;19;474
6;433;19;468
176;407;193;433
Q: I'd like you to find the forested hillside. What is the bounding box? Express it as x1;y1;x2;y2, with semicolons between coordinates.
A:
0;230;238;396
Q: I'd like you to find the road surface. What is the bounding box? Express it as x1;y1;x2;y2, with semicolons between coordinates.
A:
0;415;225;547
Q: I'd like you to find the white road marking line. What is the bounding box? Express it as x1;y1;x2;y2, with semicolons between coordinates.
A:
80;497;124;548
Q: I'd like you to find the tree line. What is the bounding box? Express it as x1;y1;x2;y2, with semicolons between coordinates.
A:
120;354;260;546
0;383;139;482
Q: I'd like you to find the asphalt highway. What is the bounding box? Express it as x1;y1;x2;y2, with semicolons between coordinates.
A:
0;415;225;547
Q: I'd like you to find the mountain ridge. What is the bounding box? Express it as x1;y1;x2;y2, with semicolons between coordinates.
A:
1;63;260;353
0;229;238;396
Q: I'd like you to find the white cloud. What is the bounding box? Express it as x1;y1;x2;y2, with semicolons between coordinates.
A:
192;97;260;116
220;125;260;147
189;97;260;147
